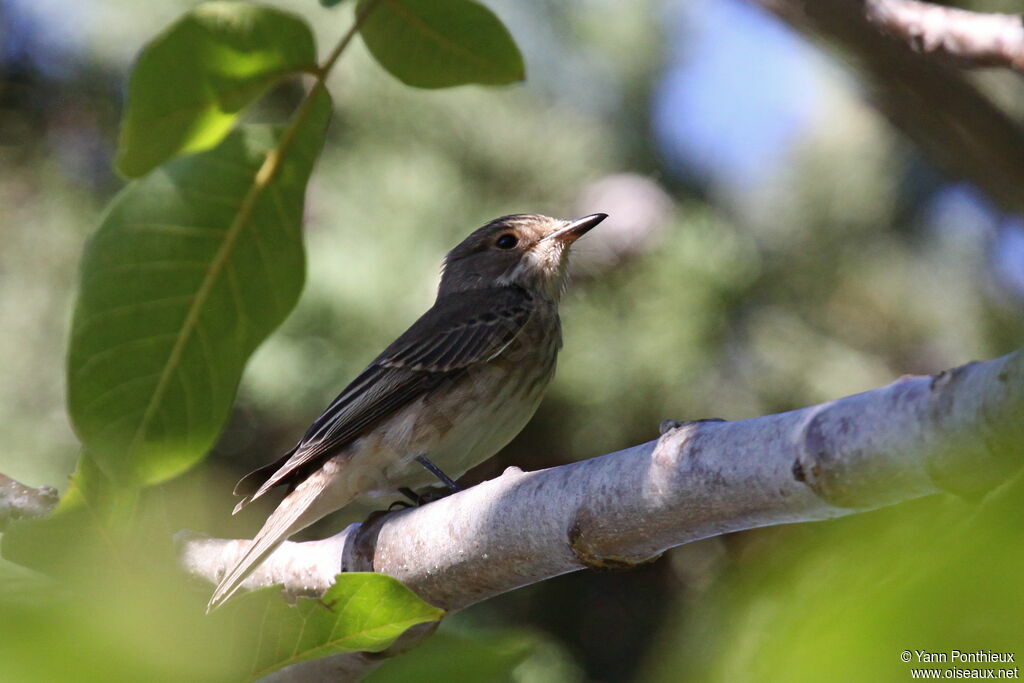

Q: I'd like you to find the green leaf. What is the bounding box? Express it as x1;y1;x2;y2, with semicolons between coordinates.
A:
321;0;349;7
116;1;317;178
0;559;62;606
219;573;444;678
365;629;539;683
643;478;1024;683
67;90;331;486
357;0;524;89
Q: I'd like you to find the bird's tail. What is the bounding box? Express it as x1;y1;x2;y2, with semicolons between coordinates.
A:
206;472;343;612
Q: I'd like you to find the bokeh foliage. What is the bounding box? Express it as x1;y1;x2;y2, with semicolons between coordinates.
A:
0;0;1021;680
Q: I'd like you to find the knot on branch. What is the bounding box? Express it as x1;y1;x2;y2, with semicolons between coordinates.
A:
567;514;662;571
791;406;866;508
658;417;726;437
790;376;936;510
0;474;59;531
925;355;1024;500
791;354;1024;508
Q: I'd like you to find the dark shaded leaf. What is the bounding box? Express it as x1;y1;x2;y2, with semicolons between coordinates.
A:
68;91;331;486
357;0;524;89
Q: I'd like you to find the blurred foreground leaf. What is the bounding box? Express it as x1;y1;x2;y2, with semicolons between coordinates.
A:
68;91;331;486
0;454;148;582
116;1;317;178
0;513;245;682
357;0;524;88
222;573;444;679
643;472;1024;683
0;559;61;606
3;519;441;680
366;627;550;683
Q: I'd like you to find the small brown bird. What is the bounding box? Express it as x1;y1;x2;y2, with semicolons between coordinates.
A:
208;212;606;610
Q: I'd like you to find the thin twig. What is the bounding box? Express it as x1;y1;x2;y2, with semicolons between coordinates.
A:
865;0;1024;73
0;475;59;531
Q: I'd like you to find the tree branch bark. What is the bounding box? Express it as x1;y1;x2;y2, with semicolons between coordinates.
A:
179;350;1024;681
749;0;1024;216
865;0;1024;73
0;475;58;532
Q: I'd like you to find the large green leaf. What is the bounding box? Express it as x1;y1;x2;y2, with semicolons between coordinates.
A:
116;1;317;178
222;573;444;679
357;0;524;89
67;90;331;486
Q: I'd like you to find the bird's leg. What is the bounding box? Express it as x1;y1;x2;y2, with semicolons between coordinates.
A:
385;457;461;510
414;455;461;493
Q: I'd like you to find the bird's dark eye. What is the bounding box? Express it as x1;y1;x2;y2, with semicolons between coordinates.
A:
495;234;518;249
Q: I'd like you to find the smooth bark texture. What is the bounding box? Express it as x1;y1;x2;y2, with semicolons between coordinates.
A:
179;350;1024;681
865;0;1024;73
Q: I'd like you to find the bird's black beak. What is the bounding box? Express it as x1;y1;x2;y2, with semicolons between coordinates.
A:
544;213;608;245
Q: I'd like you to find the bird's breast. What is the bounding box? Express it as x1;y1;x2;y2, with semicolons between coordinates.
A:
358;308;562;495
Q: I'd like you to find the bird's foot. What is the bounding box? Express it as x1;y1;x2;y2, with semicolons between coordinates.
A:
389;485;453;509
387;497;414;512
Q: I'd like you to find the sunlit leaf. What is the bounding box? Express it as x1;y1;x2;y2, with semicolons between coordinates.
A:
218;573;444;678
357;0;524;88
67;90;331;486
116;1;317;178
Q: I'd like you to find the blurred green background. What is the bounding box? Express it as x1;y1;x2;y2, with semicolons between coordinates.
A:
1;0;1022;680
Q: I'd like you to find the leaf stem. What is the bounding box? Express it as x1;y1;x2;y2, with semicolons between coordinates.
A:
259;0;380;187
319;0;381;78
122;4;375;476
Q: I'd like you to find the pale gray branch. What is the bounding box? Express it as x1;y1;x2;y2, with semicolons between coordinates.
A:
866;0;1024;73
0;474;58;531
179;350;1024;682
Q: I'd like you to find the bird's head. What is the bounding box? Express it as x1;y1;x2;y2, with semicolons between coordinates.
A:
439;213;607;300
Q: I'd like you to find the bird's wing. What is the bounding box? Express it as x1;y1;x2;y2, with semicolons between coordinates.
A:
235;286;535;504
